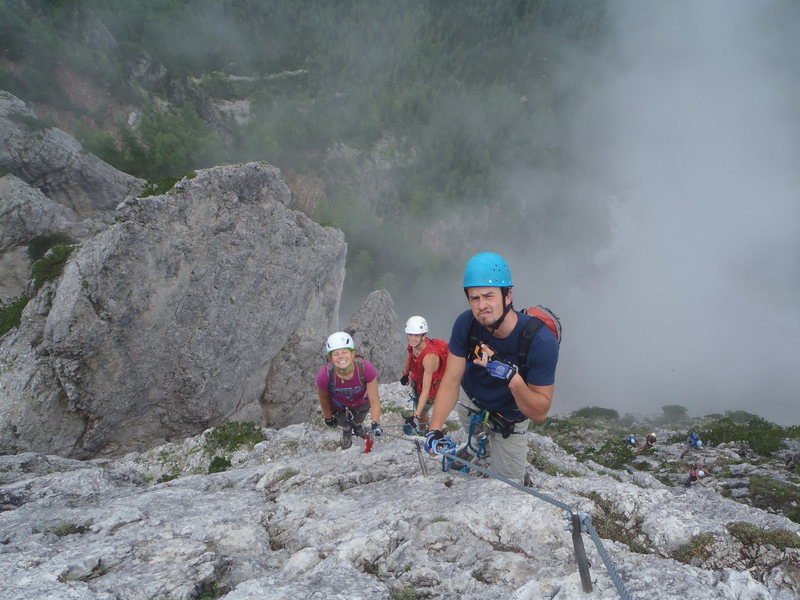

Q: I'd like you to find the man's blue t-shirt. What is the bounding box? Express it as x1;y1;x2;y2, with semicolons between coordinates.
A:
448;308;559;421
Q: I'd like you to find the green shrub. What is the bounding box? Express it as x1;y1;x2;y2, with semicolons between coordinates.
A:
573;406;619;421
527;444;558;476
197;583;222;600
27;232;75;262
47;521;88;537
391;588;420;600
670;532;715;564
527;443;581;477
583;491;648;553
204;421;266;455
0;295;31;336
30;244;75;290
531;416;581;434
576;439;636;470
728;521;800;549
698;417;786;456
139;172;196;198
747;475;800;523
658;404;689;424
208;455;232;474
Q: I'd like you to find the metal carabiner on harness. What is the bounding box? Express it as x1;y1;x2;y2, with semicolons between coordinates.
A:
467;411;490;458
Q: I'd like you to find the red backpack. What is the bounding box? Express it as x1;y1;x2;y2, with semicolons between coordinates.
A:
425;337;450;368
521;305;562;344
404;338;449;388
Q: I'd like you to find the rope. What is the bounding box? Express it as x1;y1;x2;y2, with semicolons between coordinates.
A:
380;430;632;599
581;514;632;600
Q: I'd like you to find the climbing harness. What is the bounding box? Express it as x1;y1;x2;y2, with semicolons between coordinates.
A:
344;408;373;453
466;410;491;458
459;401;524;439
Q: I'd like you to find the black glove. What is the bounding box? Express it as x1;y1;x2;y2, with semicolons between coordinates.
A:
404;414;419;431
371;421;383;437
485;359;518;382
400;374;409;386
423;429;446;454
324;417;337;428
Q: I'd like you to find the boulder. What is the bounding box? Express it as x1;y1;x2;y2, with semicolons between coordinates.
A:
346;289;405;383
0;162;346;457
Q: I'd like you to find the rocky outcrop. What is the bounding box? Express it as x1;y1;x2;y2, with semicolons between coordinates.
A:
0;162;347;458
0;174;110;298
0;91;145;214
0;174;81;252
346;289;405;383
1;386;798;600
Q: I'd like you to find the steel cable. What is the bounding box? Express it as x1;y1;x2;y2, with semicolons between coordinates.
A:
378;430;633;599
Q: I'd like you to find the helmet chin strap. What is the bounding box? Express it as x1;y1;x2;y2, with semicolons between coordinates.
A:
487;290;513;333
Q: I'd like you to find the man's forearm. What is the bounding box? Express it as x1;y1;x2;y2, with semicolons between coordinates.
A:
429;377;459;430
509;377;553;422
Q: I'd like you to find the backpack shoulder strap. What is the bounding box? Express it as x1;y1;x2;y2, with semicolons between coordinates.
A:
327;363;336;394
328;358;367;393
354;357;366;386
517;314;545;380
466;317;481;361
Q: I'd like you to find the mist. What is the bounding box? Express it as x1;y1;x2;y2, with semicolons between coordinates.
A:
10;1;795;423
381;1;800;424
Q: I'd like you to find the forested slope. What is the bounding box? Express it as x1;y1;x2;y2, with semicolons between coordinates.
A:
0;0;609;310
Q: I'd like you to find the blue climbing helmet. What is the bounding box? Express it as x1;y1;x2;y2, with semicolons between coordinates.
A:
463;252;513;288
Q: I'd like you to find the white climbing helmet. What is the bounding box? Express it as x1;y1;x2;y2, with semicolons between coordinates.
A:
405;315;428;334
326;331;354;353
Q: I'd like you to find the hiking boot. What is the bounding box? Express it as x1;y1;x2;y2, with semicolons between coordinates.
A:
341;428;353;449
523;471;533;487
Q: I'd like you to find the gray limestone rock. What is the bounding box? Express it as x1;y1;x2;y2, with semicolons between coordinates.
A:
346;289;405;383
1;386;798;600
0;174;110;299
0;91;145;215
0;162;346;458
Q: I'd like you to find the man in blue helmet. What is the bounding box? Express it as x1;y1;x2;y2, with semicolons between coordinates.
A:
423;252;559;483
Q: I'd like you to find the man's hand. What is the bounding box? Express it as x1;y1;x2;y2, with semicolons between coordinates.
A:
400;374;409;386
423;429;448;454
404;414;419;431
485;359;518;382
324;416;338;428
371;421;383;437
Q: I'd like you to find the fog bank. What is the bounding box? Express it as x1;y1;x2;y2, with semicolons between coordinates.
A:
388;1;800;425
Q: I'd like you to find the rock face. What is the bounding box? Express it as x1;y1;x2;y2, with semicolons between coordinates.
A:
0;163;347;458
1;385;798;600
0;174;111;298
0;91;145;214
346;289;406;383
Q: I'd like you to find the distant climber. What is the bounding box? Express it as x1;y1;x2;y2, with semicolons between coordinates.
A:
684;463;707;487
624;434;638;448
681;432;704;458
645;432;657;448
